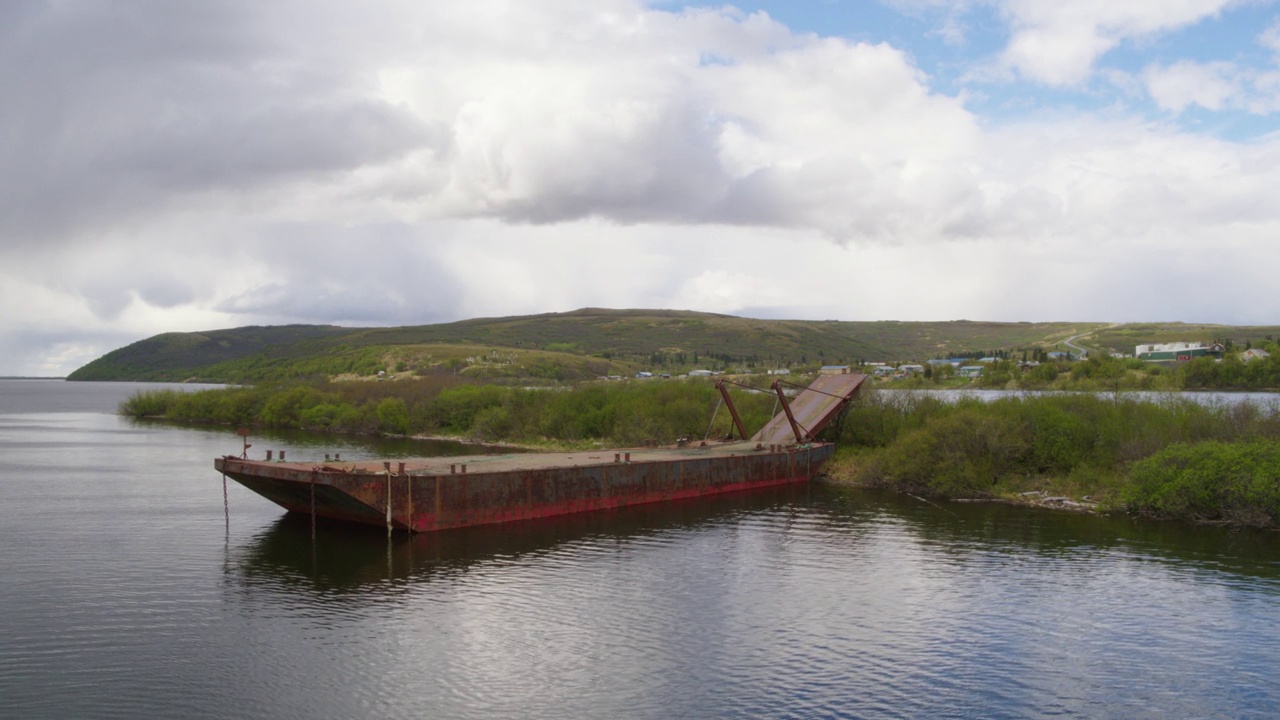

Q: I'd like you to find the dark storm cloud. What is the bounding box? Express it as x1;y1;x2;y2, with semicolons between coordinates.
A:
0;1;436;248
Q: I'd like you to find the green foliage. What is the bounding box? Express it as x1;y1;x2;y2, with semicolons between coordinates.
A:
860;409;1029;495
119;375;781;446
1022;361;1062;388
1126;440;1280;527
978;360;1014;388
119;389;183;417
839;390;1280;512
375;398;409;435
119;387;261;424
72;325;351;381
258;385;325;428
426;385;509;435
1176;352;1280;390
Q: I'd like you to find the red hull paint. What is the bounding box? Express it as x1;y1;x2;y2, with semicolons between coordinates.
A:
216;443;834;533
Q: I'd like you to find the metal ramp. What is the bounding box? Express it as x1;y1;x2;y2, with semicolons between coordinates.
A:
750;372;868;444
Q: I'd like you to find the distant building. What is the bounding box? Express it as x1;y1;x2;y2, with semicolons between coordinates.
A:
767;368;791;375
688;369;715;377
958;366;983;378
899;364;925;374
819;365;851;375
1136;342;1225;361
635;371;654;379
1242;348;1271;363
872;365;895;376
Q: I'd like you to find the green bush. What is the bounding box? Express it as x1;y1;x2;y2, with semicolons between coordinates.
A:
119;389;182;417
119;375;784;445
258;385;324;428
859;408;1029;495
375;398;409;435
1126;440;1280;526
840;390;1280;508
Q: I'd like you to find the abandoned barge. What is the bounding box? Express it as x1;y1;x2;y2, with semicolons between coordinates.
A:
215;372;867;533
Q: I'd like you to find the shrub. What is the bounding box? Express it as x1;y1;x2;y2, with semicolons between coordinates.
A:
258;385;323;427
1125;440;1280;527
860;407;1030;496
375;398;409;435
119;389;181;417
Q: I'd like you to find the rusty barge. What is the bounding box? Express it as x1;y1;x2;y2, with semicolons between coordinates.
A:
215;372;867;533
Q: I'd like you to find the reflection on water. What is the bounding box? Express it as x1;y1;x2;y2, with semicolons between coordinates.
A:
234;485;813;594
218;485;1280;719
236;484;1280;601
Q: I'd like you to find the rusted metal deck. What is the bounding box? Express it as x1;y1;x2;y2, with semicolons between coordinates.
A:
751;372;868;444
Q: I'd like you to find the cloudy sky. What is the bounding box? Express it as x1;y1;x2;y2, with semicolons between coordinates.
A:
4;0;1280;376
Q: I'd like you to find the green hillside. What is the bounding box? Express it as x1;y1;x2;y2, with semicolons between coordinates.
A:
67;325;351;381
1078;322;1280;356
69;308;1280;384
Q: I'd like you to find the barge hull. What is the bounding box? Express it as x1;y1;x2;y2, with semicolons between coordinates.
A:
216;443;834;533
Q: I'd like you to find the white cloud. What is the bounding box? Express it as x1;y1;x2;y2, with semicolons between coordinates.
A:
995;0;1237;85
1144;60;1242;112
1261;17;1280;53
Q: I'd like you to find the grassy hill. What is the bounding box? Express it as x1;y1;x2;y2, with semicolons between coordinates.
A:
67;308;1280;384
1075;322;1280;356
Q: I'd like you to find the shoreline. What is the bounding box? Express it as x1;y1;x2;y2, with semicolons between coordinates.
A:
816;475;1280;530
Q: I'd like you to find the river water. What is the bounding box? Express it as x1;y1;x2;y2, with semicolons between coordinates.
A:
2;379;1278;719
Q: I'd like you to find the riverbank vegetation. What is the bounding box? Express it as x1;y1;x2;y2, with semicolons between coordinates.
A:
120;377;778;447
826;390;1280;527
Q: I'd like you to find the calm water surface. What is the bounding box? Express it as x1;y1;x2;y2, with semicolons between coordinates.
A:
2;379;1278;719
